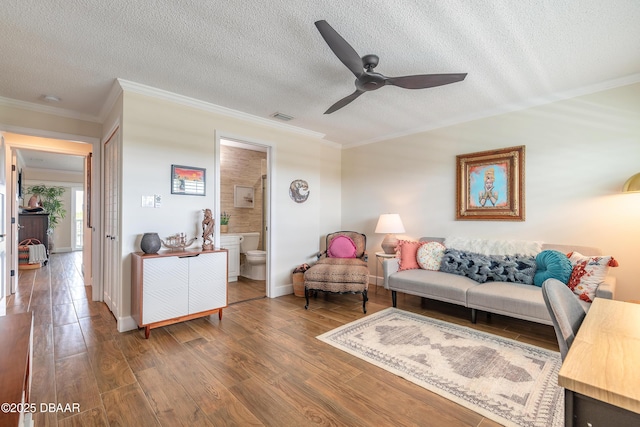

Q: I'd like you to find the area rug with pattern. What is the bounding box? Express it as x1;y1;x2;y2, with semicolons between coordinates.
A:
317;308;563;427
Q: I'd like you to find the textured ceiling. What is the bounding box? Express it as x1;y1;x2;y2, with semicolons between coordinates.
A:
2;1;640;146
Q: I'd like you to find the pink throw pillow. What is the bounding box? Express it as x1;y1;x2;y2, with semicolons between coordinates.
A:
397;240;423;271
328;235;357;258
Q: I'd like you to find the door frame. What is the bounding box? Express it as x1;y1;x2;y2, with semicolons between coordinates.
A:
214;131;273;298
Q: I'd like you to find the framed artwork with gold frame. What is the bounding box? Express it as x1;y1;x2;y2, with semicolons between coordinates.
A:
455;145;525;221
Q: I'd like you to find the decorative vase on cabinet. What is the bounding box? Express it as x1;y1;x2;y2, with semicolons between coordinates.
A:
140;232;161;254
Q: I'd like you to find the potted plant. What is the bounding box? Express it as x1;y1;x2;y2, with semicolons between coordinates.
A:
25;184;67;235
220;212;230;233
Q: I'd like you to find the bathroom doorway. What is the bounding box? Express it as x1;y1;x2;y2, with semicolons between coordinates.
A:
219;138;269;304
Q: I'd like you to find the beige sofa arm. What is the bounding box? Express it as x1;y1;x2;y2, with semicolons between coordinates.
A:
596;275;616;300
382;258;399;289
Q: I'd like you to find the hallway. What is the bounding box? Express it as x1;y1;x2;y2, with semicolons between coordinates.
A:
7;251;121;426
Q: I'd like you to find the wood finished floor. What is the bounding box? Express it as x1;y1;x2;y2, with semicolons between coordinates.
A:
228;276;266;305
5;252;559;427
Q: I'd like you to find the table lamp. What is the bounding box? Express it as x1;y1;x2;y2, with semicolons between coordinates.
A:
375;213;405;254
623;173;640;193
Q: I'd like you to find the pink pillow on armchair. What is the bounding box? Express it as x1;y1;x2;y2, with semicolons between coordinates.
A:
328;235;357;258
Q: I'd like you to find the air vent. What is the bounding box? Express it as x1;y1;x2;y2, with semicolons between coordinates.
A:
270;112;293;121
41;94;61;102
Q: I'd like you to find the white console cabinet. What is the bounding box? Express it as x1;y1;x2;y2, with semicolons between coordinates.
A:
131;249;228;338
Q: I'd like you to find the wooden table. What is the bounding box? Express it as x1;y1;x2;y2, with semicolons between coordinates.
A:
0;312;34;427
558;298;640;426
375;251;396;293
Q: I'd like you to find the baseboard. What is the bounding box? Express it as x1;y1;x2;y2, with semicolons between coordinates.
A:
50;246;72;254
117;316;138;332
369;274;384;286
271;283;294;298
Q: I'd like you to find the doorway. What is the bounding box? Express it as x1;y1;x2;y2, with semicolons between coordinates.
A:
2;132;94;300
219;138;270;304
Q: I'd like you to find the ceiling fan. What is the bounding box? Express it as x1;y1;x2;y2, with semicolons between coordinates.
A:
315;20;467;114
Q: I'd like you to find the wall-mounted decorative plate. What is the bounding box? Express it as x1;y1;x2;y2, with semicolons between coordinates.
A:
289;179;310;203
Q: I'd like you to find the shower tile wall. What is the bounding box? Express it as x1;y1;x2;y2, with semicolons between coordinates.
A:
220;145;266;248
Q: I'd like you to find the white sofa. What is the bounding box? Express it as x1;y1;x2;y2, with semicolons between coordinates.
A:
382;237;616;325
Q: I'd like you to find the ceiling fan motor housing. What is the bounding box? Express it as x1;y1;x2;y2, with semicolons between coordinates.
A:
362;54;379;70
356;72;386;91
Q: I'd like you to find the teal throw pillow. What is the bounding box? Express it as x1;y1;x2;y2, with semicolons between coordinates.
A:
533;250;572;287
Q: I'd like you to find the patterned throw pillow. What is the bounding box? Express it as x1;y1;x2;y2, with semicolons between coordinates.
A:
417;241;446;270
327;235;357;258
567;252;619;302
397;240;423;271
533;250;573;287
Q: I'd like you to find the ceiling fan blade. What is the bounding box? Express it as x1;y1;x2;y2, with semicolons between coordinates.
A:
324;90;365;114
315;20;363;78
386;73;467;89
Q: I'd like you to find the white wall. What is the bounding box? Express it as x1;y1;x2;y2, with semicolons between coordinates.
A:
23;168;84;252
342;83;640;301
117;91;341;327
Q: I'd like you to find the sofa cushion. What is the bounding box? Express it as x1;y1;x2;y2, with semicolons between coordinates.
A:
397;240;422;271
466;282;553;325
440;249;537;285
417;241;446;270
567;252;619;302
327;235;357;258
388;269;479;305
533;250;573;287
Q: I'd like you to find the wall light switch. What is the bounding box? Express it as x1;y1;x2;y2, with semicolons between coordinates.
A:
154;195;162;208
141;195;154;208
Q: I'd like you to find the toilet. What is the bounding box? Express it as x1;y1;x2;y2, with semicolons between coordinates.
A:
238;232;266;280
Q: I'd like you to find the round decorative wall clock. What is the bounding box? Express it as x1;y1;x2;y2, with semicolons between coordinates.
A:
289;179;310;203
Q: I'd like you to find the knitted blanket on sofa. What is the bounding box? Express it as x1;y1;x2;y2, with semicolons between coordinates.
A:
440;248;537;285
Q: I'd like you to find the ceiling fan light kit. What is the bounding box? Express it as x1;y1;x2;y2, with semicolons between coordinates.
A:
315;20;467;114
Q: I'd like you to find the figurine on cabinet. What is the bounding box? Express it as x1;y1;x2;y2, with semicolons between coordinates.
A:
202;208;214;251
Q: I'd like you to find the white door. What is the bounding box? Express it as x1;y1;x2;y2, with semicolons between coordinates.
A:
103;129;121;316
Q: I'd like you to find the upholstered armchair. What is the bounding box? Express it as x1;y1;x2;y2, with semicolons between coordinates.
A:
304;231;369;313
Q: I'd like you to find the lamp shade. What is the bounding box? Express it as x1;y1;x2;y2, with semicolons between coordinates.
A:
623;173;640;193
375;214;405;254
375;214;405;234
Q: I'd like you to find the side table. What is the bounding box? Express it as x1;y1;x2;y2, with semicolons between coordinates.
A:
375;251;397;294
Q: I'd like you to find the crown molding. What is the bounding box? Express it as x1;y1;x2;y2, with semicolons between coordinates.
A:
97;79;125;123
344;72;640;149
116;79;327;141
0;96;100;123
22;167;84;178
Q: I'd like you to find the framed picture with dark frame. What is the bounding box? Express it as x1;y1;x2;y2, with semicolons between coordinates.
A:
455;145;525;221
171;165;206;196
